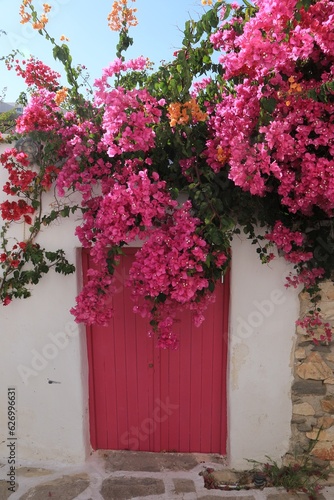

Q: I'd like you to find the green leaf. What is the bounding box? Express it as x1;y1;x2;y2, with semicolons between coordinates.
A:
260;97;277;114
53;44;71;65
60;206;70;217
296;0;313;11
242;0;255;7
222;4;232;21
207;8;219;29
31;199;40;210
170;187;179;199
156;293;167;303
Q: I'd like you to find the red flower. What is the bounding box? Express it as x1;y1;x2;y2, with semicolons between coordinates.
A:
23;215;33;224
0;199;35;221
3;296;12;306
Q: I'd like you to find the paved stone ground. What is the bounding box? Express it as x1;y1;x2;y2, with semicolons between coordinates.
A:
1;451;334;499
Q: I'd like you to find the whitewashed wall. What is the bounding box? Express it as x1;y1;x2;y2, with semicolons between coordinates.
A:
0;142;300;467
0;141;89;465
228;235;299;468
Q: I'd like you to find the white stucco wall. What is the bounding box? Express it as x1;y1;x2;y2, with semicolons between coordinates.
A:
0;141;89;465
0;141;300;467
228;235;299;468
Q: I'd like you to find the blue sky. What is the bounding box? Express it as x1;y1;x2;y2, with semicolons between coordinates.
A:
1;0;209;102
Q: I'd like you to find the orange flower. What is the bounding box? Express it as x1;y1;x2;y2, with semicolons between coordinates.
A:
167;102;182;127
60;35;70;42
32;13;49;30
186;98;207;122
20;1;49;30
55;87;68;105
107;0;138;32
168;99;207;127
288;75;302;93
216;146;230;164
19;4;31;24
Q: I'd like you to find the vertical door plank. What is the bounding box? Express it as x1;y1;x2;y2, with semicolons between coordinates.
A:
166;346;181;452
199;305;215;453
178;312;192;452
116;252;139;450
210;303;224;453
188;325;203;452
158;344;170;452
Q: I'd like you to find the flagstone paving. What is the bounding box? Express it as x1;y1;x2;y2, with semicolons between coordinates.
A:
1;451;334;499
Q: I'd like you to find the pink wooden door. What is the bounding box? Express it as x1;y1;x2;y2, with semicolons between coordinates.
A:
84;248;229;454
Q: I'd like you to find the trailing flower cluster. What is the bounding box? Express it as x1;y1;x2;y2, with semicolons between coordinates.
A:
1;0;334;346
107;0;138;32
208;0;334;217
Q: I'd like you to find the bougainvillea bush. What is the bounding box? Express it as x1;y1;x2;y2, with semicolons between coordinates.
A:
1;0;334;347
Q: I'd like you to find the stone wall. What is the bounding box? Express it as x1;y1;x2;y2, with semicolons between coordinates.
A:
289;281;334;463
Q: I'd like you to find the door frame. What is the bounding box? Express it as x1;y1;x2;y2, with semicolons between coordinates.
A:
83;247;230;453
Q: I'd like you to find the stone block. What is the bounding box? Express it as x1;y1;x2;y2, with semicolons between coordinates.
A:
312;441;334;461
317;304;334;321
295;347;307;360
19;474;89;500
100;477;165;499
307;426;334;441
317;416;334;429
312;345;331;353
210;470;239;484
326;386;334;397
319;282;334;301
296;352;333;380
172;478;196;493
321;397;334;413
291;416;306;424
293;402;315;416
292;380;326;395
103;450;199;472
297;423;313;432
298;340;314;347
0;480;15;498
17;468;52;477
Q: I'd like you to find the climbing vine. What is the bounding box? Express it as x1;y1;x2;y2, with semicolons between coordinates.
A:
1;0;334;347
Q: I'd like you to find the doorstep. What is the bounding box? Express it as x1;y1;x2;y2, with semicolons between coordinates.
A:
0;450;334;499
